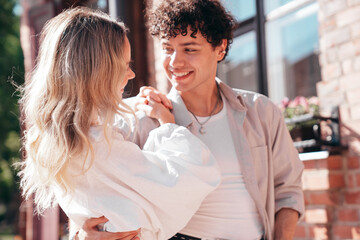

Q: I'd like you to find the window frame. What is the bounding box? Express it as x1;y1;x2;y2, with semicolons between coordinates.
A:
227;0;318;97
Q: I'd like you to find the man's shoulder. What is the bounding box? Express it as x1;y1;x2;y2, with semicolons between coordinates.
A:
230;87;277;110
218;80;274;109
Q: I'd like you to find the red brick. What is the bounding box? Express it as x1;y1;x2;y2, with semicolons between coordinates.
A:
347;173;356;188
304;192;310;205
347;156;360;169
327;155;343;170
303;160;317;170
329;173;345;188
315;158;333;169
333;224;352;239
357;173;360;187
337;207;359;221
308;191;341;205
345;191;360;204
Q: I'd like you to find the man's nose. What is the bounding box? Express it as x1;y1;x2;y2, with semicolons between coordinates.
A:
169;51;185;68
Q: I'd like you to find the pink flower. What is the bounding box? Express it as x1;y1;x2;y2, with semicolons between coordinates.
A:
279;96;319;118
308;96;319;106
287;98;298;108
296;96;309;112
278;97;290;111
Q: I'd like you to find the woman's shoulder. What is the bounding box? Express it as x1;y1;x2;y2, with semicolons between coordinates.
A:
89;126;125;142
88;126;142;159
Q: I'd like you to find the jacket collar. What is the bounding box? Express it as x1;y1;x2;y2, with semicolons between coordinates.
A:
166;77;247;127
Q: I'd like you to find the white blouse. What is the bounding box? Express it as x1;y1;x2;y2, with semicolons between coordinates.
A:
55;123;221;240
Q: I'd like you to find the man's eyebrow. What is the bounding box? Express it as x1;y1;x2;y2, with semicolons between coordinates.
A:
180;42;201;46
161;42;201;46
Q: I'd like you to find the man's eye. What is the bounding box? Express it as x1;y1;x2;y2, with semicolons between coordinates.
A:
185;49;197;53
163;48;173;53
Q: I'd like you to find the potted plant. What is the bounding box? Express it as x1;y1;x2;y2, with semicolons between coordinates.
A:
278;96;320;151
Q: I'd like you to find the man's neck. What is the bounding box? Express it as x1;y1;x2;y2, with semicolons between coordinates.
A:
180;82;223;117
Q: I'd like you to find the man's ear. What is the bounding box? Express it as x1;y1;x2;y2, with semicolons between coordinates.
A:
216;39;228;61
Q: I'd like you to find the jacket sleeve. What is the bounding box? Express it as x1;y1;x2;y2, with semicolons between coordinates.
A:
270;105;305;219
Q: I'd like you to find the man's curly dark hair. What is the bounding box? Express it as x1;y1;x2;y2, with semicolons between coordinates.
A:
147;0;236;60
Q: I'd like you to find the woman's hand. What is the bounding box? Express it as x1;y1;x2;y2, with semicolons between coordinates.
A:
135;86;175;125
136;98;175;125
135;86;173;111
75;216;140;240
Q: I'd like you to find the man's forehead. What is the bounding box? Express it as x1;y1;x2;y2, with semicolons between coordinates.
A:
160;33;205;46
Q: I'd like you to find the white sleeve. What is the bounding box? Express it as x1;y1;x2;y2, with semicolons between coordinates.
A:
58;123;220;239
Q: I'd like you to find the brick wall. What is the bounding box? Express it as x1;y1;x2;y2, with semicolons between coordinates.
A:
317;0;360;155
294;154;360;239
293;1;360;239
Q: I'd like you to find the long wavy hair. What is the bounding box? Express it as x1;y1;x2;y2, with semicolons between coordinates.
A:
18;7;134;213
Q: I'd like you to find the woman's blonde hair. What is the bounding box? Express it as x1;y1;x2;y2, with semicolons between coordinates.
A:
18;7;134;213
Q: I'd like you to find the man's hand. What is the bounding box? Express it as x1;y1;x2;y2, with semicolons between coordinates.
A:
76;216;140;240
135;86;173;111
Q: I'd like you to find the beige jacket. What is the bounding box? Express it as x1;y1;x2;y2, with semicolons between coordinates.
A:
122;79;305;240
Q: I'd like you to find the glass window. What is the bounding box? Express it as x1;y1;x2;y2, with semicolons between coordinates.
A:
265;0;295;14
85;0;108;11
221;0;256;22
217;31;258;92
266;2;321;104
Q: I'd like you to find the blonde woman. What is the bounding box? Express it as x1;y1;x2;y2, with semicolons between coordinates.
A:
18;7;220;240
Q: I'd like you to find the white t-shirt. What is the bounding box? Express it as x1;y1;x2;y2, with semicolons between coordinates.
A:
181;96;263;240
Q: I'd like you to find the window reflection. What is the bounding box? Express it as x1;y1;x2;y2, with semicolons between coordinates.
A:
221;0;256;22
217;31;258;92
266;2;321;104
265;0;295;14
85;0;107;11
